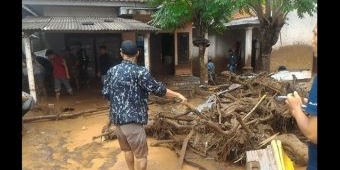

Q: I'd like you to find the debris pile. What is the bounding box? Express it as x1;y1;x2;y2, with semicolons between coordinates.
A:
98;71;311;167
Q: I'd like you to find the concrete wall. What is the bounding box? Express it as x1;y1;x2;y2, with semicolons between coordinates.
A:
43;6;117;16
270;10;317;72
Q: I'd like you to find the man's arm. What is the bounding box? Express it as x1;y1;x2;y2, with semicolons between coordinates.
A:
165;88;187;103
285;91;317;144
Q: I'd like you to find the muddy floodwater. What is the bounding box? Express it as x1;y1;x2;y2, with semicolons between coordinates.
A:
22;88;306;170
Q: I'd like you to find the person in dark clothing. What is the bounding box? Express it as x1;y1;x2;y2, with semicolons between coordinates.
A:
102;40;187;170
227;49;237;72
35;55;54;95
63;47;80;91
72;42;89;88
97;45;114;84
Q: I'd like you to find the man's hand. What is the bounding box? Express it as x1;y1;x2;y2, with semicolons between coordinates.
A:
285;91;304;116
176;93;187;103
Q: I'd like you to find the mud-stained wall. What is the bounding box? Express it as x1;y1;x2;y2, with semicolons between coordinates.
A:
122;32;136;42
43;6;117;17
270;10;316;72
270;45;313;72
272;10;317;50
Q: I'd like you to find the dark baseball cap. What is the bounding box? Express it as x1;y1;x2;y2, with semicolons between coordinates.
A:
121;40;138;56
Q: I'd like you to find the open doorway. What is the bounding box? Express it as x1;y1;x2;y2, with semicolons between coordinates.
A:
177;33;189;64
150;33;174;75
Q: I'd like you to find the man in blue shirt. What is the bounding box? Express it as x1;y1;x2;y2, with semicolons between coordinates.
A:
227;49;237;72
286;75;317;170
102;40;187;170
208;57;215;83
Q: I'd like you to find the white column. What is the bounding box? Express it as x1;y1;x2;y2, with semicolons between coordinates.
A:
23;33;37;102
243;27;253;72
143;33;150;70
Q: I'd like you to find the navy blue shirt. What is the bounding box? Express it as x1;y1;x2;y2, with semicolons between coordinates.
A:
102;60;167;125
98;53;113;75
306;75;317;170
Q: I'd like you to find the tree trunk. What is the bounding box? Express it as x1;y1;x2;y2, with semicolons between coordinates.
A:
199;44;208;84
257;15;285;72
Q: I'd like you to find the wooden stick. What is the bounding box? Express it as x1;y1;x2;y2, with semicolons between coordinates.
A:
216;97;222;125
177;128;195;170
92;130;116;141
150;139;179;147
203;120;230;135
182;103;209;120
23;107;109;123
235;114;253;135
184;158;208;170
163;119;194;129
242;94;267;121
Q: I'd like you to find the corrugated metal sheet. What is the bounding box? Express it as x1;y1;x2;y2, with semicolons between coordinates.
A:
224;17;259;27
22;17;51;30
22;16;159;32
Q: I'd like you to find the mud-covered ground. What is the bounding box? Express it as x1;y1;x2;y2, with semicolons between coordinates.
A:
22;82;306;170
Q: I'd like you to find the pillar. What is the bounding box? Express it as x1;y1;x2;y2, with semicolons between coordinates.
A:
242;27;253;73
144;33;150;70
23;33;37;102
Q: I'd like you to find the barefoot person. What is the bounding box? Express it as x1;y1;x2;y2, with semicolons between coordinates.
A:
102;40;187;170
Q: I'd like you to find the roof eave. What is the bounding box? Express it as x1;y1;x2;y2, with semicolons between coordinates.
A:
22;0;148;7
224;17;260;28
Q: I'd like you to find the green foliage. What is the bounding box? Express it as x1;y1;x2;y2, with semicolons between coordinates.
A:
237;0;317;19
148;0;237;34
148;0;191;31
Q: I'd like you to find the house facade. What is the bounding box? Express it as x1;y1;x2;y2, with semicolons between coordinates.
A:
192;10;317;76
22;0;195;99
22;0;194;77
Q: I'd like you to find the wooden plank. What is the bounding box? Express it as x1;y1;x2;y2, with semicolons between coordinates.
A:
266;145;278;170
246;144;279;170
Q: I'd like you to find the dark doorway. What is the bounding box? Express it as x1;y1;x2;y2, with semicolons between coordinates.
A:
161;33;174;74
251;39;258;70
177;33;189;64
150;33;175;75
136;34;145;66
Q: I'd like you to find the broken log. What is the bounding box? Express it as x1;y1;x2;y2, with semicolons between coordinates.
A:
274;134;308;165
23;107;109;123
177;128;195;170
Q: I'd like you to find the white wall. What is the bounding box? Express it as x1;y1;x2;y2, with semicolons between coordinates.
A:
273;10;317;49
43;6;117;17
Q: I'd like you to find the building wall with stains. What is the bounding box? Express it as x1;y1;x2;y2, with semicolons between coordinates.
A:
270;10;317;72
43;6;117;17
